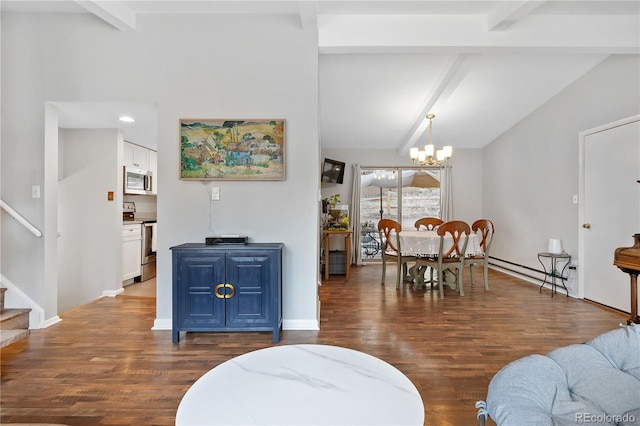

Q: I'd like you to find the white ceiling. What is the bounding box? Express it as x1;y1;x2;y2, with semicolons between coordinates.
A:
3;1;639;152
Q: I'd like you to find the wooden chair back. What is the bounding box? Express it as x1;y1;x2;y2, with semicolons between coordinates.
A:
437;220;471;258
378;219;401;253
414;217;444;231
472;219;495;255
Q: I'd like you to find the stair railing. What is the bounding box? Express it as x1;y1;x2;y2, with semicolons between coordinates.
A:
0;198;42;237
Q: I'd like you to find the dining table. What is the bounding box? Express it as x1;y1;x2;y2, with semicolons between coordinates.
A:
399;229;482;291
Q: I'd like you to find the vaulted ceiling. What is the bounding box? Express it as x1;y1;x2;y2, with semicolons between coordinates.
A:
3;1;639;152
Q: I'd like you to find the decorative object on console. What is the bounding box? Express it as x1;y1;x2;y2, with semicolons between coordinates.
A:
205;236;248;245
180;119;285;181
409;114;452;166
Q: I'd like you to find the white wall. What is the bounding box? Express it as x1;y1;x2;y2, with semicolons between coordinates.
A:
58;128;122;313
484;55;640;277
320;148;483;225
1;12;320;330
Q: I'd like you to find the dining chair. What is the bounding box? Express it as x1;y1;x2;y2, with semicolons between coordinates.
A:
377;219;416;289
412;217;444;287
414;217;444;231
414;220;471;298
467;219;495;291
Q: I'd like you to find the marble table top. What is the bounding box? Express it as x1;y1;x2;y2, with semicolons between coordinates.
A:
176;344;424;425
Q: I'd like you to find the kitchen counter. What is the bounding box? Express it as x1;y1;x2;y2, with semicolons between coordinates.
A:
123;216;156;224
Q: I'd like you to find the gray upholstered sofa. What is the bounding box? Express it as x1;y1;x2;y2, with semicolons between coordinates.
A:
476;324;640;425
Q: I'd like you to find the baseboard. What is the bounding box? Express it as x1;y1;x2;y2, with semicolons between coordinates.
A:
283;319;320;330
152;318;172;330
42;315;62;328
102;288;125;297
489;265;572;297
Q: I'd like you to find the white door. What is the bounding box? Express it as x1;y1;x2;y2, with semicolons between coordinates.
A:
581;117;640;312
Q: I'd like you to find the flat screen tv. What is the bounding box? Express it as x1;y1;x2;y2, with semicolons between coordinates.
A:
321;158;346;184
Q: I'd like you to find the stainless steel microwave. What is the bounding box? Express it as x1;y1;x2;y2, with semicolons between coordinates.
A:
124;166;153;195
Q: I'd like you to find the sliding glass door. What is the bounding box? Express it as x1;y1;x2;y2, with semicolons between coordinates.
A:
359;167;441;260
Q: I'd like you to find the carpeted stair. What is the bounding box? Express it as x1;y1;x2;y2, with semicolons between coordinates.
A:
0;287;31;348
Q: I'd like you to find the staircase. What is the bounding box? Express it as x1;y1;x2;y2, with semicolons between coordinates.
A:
0;288;31;348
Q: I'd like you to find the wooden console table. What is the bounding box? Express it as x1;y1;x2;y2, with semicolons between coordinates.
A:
322;230;352;281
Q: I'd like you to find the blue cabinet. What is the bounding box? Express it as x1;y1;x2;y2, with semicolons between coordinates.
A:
171;243;283;343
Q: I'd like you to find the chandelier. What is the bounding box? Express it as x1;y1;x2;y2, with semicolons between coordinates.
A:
409;114;452;166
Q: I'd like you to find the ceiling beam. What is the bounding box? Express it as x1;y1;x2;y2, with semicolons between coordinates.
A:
75;1;136;31
397;55;472;156
298;1;318;31
487;1;546;31
319;13;639;55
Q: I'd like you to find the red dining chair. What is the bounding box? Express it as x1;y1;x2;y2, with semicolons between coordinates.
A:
377;219;416;289
414;220;470;298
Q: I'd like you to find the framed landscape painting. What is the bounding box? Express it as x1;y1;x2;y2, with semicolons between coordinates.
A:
180;118;285;181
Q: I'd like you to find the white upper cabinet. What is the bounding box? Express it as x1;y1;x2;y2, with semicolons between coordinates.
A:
124;141;150;170
148;150;158;195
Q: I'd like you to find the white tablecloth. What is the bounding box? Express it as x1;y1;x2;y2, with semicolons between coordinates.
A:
399;230;482;257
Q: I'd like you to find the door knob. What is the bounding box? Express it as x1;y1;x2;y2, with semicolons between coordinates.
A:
583;223;591;229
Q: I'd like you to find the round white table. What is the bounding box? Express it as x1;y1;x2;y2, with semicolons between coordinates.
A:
176;344;425;425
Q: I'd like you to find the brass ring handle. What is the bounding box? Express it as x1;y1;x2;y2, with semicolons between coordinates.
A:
583;223;591;229
214;283;226;299
225;283;235;299
214;283;236;299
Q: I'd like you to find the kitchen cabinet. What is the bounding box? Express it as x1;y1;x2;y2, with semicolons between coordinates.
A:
148;150;158;195
123;141;150;170
122;223;142;281
171;243;283;344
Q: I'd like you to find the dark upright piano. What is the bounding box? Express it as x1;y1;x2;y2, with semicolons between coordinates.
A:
613;233;640;324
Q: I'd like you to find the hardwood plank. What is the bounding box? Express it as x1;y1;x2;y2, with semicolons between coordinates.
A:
0;266;626;425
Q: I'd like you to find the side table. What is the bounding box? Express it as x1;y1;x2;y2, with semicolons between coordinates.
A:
537;252;571;297
322;230;352;281
176;344;425;425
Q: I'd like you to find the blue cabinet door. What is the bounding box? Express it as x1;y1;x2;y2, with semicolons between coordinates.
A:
175;253;226;330
225;252;275;327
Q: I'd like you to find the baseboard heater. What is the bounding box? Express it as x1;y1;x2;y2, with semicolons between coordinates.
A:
488;256;547;283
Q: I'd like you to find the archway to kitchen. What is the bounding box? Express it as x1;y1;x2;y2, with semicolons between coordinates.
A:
52;101;158;314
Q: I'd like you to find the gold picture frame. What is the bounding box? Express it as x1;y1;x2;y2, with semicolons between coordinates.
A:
180;118;285;181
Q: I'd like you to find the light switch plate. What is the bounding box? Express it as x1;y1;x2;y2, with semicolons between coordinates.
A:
31;185;41;199
211;187;220;200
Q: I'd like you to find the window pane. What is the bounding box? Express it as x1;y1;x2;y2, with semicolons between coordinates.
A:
359;168;441;260
401;170;441;229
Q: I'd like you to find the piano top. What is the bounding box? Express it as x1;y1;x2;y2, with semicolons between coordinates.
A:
614;233;640;272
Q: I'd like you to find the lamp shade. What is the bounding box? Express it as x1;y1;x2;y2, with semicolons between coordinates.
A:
548;239;562;254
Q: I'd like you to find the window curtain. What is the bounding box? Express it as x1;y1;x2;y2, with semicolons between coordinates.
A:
350;164;364;266
440;165;453;221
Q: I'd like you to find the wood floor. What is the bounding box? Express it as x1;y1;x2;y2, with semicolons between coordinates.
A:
0;265;627;425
